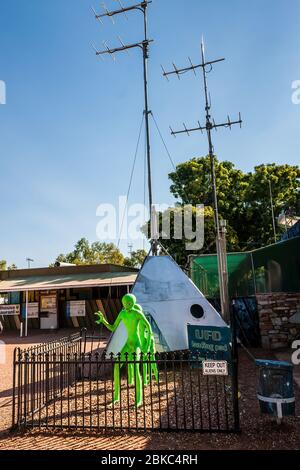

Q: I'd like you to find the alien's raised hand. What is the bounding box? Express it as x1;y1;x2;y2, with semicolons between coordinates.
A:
95;311;104;325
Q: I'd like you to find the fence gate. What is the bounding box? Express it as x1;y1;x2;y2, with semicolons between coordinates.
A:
12;332;240;433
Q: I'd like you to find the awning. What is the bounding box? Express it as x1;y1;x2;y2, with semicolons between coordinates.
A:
0;271;137;293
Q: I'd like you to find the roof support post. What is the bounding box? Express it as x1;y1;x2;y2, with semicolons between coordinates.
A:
25;290;28;337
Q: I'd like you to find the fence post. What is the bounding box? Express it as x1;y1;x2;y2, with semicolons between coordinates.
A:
12;348;18;429
31;352;36;425
23;352;29;428
80;328;87;356
230;302;240;432
45;352;50;404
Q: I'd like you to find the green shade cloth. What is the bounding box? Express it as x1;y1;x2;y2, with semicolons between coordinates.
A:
191;236;300;297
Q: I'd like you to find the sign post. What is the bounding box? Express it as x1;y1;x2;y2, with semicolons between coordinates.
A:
25;290;28;337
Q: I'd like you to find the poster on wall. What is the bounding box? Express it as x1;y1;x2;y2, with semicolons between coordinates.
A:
40;294;57;313
67;301;86;317
0;305;20;316
21;303;39;319
40;293;58;330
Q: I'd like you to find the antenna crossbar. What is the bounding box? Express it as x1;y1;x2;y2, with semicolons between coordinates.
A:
162;58;225;78
171;114;242;136
93;1;152;20
95;39;153;56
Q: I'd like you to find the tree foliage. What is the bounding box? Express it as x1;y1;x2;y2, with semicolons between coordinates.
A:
162;157;300;263
54;238;125;266
7;264;18;271
124;249;148;268
0;260;6;271
0;260;18;271
242;163;300;247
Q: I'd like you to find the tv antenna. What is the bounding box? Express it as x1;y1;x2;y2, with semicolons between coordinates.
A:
26;258;34;269
162;39;243;322
92;0;158;254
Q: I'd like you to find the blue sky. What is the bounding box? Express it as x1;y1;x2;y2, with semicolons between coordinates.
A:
0;0;299;268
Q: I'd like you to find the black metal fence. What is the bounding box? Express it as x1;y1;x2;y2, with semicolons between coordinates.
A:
12;333;240;433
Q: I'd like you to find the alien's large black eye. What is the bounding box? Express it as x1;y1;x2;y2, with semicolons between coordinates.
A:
190;304;204;319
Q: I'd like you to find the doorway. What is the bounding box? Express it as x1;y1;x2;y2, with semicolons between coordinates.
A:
40;293;58;330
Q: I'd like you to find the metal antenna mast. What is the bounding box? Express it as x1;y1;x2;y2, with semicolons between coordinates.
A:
162;39;242;322
92;1;157;253
269;180;277;243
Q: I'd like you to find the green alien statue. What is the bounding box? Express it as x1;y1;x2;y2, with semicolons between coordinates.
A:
95;294;158;407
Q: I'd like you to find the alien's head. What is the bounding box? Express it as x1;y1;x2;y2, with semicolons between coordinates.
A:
122;294;136;312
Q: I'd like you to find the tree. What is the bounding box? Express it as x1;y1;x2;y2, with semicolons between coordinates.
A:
7;264;18;271
169;156;248;224
243;163;300;247
0;260;18;271
54;238;125;266
0;260;6;271
124;249;148;268
168;157;300;253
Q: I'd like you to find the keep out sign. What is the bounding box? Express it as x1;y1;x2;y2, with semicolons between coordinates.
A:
203;361;228;376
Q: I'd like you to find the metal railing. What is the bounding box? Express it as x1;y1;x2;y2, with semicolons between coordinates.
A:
17;330;83;357
12;336;240;433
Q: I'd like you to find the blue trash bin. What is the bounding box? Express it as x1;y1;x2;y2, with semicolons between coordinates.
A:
256;359;295;421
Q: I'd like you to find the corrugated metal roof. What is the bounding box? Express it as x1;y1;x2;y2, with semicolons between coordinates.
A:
0;271;137;293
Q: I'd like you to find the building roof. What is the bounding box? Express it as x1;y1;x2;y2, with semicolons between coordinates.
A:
0;264;138;293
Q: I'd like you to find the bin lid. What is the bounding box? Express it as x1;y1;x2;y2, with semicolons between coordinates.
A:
255;359;293;370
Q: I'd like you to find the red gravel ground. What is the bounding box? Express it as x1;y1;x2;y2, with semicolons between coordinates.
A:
0;331;300;450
